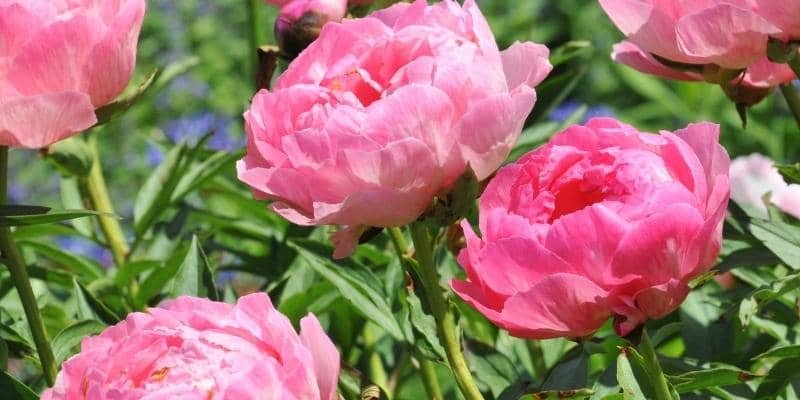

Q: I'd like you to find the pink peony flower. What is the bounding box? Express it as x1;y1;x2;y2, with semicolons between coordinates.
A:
754;0;800;41
452;118;730;339
238;0;552;258
730;153;800;219
41;293;340;400
599;0;796;102
0;0;146;149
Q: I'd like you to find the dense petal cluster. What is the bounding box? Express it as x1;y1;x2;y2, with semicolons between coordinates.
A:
730;153;800;219
239;0;552;257
0;0;145;148
41;294;340;400
453;118;730;339
599;0;796;99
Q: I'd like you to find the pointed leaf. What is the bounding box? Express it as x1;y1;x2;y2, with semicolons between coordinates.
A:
169;236;219;301
73;278;120;325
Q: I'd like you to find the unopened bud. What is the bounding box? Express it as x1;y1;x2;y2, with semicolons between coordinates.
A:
275;0;347;59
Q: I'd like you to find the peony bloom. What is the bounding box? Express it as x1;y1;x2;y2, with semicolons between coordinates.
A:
41;293;340;400
730;153;800;219
238;0;552;257
273;0;348;58
599;0;796;103
452;118;730;339
754;0;800;41
0;0;146;149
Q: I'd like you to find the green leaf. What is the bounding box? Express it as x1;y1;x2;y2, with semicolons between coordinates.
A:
133;142;189;234
468;346;521;397
43;136;94;177
73;278;120;325
753;344;800;360
754;358;800;398
169;236;219;301
59;177;95;237
650;323;683;347
542;349;590;391
525;388;595;399
738;271;800;325
405;290;445;361
19;240;104;280
776;163;800;185
670;368;760;393
617;350;646;400
0;208;111;227
0;369;38;400
171;151;239;202
748;220;800;269
289;239;405;341
0;322;31;357
52;320;105;365
549;40;593;66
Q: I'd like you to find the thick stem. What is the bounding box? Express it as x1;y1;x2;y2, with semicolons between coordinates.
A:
0;147;57;385
363;324;390;398
82;136;129;266
409;223;484;400
779;84;800;130
638;329;672;400
419;356;444;400
387;226;444;400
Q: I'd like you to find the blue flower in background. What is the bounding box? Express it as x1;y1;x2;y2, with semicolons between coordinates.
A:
147;111;243;166
8;183;24;204
164;112;240;150
549;100;614;123
55;236;113;267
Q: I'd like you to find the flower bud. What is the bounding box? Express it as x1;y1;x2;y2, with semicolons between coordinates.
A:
274;0;347;59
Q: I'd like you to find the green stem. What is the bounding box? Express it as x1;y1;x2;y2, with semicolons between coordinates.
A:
419;356;444;400
409;223;484;400
0;147;57;385
788;55;800;81
638;329;672;400
82;136;129;266
779;84;800;130
363;324;390;398
247;0;261;88
527;340;548;379
387;226;444;400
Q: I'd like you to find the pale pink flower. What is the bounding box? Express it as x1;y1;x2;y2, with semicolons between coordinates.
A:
753;0;800;41
238;0;552;258
600;0;796;100
730;153;800;219
0;0;146;149
453;118;730;339
41;293;340;400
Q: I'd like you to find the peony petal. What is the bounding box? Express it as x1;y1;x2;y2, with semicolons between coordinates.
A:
300;315;340;400
611;41;703;82
499;273;611;340
675;3;776;68
0;92;96;148
545;204;629;287
81;0;145;106
457;87;536;180
501;41;552;90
